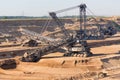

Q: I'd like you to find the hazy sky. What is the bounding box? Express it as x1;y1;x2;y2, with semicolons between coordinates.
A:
0;0;119;16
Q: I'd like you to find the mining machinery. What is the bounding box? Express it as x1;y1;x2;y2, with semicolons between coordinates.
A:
101;21;117;36
19;28;58;47
20;3;116;62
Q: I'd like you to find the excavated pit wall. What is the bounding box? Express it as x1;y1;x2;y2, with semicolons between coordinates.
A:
101;55;120;70
0;19;74;27
0;19;74;37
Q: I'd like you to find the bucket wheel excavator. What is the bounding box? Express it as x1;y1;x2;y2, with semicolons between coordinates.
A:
20;3;116;62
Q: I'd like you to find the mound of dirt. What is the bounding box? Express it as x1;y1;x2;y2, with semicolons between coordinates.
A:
0;59;19;70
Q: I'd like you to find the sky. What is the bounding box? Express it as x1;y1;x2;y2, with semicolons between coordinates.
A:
0;0;119;16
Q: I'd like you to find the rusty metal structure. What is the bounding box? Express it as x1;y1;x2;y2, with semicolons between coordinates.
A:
20;3;117;62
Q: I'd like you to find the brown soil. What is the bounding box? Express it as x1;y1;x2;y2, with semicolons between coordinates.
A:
0;25;120;80
0;44;120;80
